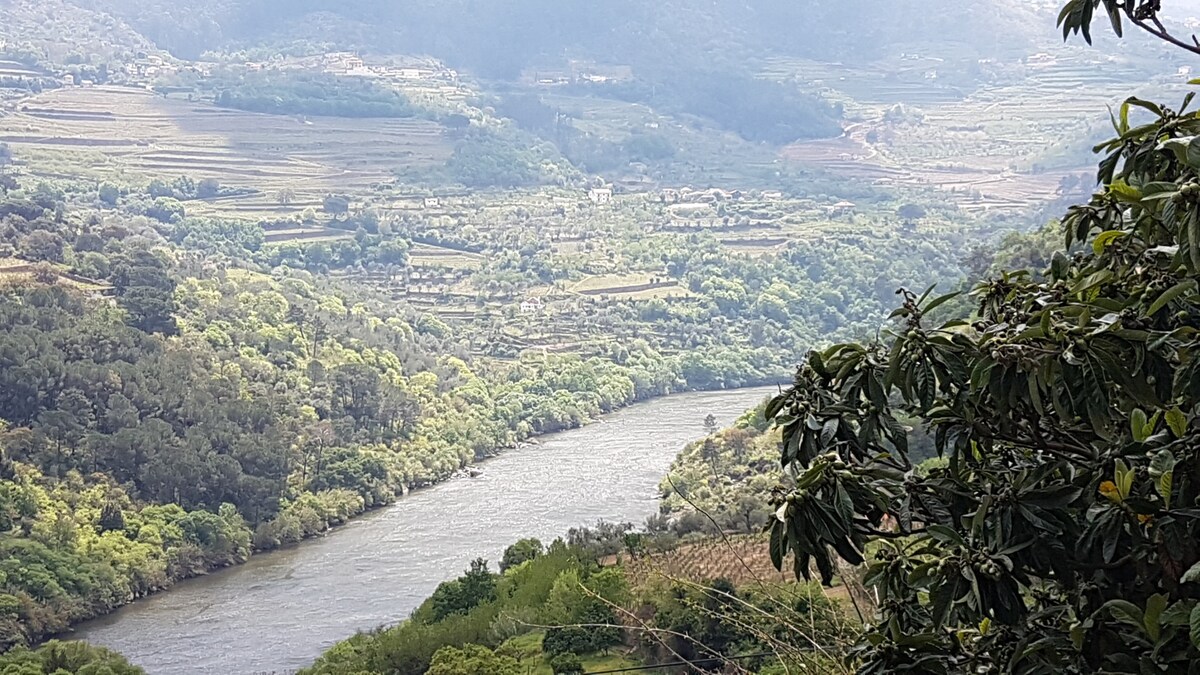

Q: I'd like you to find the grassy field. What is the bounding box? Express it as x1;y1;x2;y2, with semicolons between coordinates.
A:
408;244;484;270
569;272;689;300
0;86;454;220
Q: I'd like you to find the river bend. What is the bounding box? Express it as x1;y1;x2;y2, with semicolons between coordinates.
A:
72;387;775;674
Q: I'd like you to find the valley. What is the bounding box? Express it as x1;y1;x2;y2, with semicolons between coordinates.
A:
1;0;1198;673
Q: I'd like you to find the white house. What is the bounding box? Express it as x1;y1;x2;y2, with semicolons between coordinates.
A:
587;187;613;204
519;298;543;314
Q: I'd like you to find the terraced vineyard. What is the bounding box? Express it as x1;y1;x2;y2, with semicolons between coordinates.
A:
0;86;454;220
772;44;1188;215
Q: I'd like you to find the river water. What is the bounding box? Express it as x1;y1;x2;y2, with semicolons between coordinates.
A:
70;387;776;674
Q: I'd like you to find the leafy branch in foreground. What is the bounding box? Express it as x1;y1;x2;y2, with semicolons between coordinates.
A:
765;92;1200;673
1058;0;1200;57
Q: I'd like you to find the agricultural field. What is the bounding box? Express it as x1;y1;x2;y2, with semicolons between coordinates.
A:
570;272;686;299
0;38;1120;372
613;536;794;586
408;243;484;270
0;61;41;79
770;43;1190;214
0;85;454;219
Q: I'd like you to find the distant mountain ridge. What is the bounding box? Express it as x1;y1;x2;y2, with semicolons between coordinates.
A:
68;0;1049;72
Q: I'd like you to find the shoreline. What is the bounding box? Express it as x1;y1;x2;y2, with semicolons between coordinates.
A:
53;381;783;643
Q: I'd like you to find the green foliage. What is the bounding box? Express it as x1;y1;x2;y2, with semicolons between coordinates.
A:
143;197;184;224
428;559;497;622
590;69;843;144
659;412;781;536
1057;0;1200;57
499;538;543;571
302;545;602;675
111;247;177;335
0;465;250;649
623;130;676;162
96;183;119;206
0;640;143;674
322;194;350;214
426;644;521;675
547;651;583;675
447;130;553;188
635;574;851;672
17;231;65;264
213;71;415;118
765;91;1200;672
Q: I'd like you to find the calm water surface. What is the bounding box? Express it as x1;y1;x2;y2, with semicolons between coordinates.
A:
71;387;776;674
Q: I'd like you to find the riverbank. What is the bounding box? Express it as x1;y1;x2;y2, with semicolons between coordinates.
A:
59;387;780;669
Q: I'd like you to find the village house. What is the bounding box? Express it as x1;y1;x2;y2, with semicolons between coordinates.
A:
324;52;364;74
423;196;441;209
587;187;613;205
519;298;543;315
827;200;856;216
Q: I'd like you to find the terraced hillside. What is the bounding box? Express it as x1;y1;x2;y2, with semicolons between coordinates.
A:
0;85;454;219
774;43;1189;214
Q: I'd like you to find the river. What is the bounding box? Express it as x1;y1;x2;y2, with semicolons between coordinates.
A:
70;387;777;674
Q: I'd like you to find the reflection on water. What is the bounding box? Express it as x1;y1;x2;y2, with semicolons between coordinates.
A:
71;387;775;674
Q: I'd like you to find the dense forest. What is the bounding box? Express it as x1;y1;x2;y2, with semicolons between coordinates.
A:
210;71;416;118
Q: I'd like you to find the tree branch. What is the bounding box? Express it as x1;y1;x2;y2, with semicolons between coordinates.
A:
1124;6;1200;56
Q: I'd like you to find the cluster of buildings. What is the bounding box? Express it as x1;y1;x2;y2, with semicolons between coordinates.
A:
126;52;188;80
322;52;458;84
525;60;634;87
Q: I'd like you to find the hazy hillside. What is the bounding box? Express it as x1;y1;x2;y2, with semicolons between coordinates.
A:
72;0;1047;68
